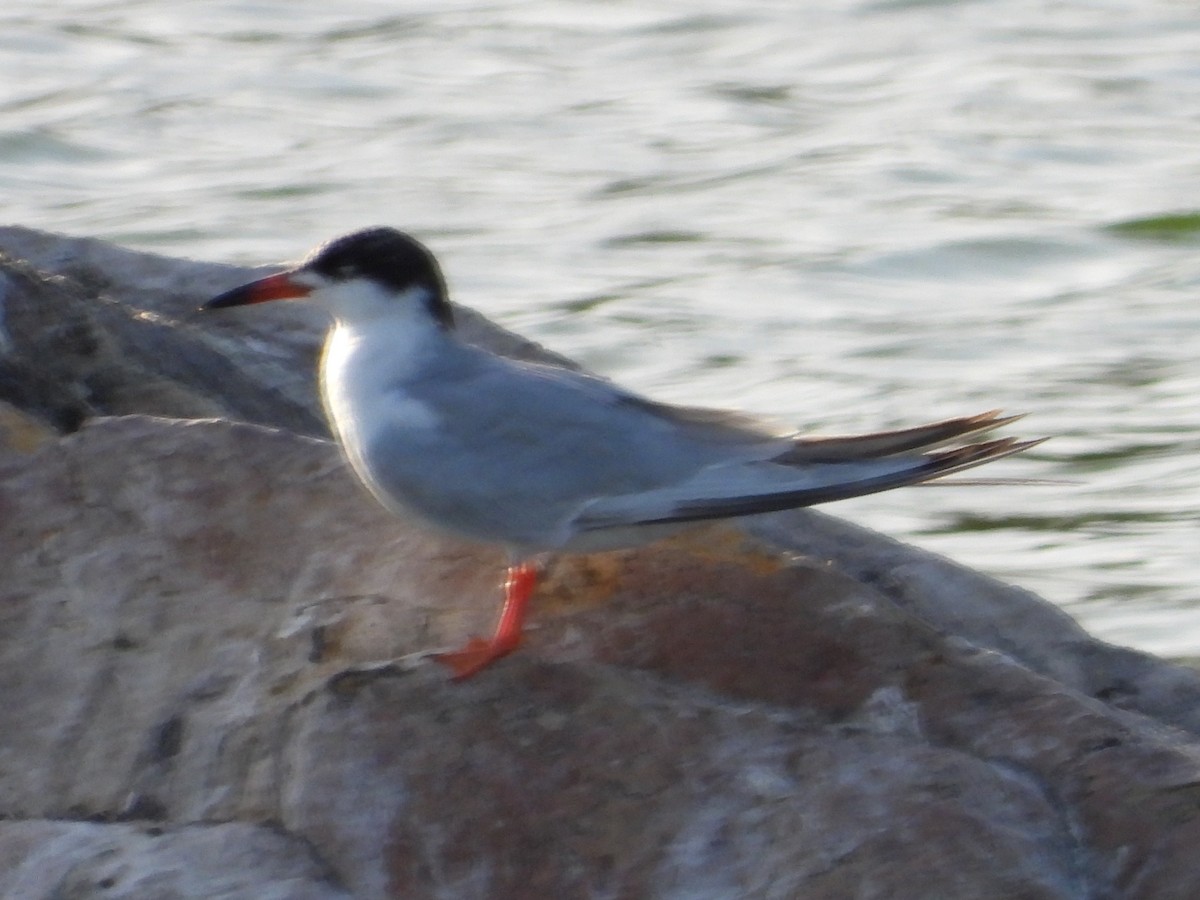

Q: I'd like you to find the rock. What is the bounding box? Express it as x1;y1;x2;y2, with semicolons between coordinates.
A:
0;399;56;457
0;820;352;900
747;510;1200;735
0;227;325;435
2;226;1200;898
3;416;1199;899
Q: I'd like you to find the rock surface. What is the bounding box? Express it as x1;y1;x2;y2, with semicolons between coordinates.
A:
3;226;1200;899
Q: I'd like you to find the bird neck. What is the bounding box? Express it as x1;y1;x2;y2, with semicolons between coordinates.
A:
323;307;449;388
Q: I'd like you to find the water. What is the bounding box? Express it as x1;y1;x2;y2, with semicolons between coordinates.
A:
4;1;1199;658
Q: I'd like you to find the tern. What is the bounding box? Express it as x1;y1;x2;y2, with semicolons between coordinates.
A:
203;227;1039;679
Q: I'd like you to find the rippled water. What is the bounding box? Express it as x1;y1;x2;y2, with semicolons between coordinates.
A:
4;1;1199;657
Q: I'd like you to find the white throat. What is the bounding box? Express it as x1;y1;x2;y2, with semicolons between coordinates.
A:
318;290;445;471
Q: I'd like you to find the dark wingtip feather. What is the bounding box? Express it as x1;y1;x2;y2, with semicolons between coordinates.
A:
917;436;1048;481
626;432;1046;528
780;409;1030;463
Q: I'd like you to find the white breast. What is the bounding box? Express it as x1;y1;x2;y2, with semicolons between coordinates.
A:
319;319;440;487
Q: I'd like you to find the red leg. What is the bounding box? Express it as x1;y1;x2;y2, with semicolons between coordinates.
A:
434;562;540;680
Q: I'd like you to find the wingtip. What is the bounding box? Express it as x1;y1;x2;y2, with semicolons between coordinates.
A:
782;408;1037;464
980;410;1027;429
924;433;1048;479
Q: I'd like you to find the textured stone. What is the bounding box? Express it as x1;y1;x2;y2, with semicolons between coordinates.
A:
3;415;1200;899
0;820;351;899
3;227;1200;898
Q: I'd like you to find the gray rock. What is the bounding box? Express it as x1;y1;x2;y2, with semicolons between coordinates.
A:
0;820;352;899
2;226;1200;898
748;510;1200;734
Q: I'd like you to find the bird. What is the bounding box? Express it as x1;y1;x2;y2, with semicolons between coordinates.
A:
203;226;1041;679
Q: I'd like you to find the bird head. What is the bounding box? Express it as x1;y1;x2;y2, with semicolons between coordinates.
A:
203;227;454;329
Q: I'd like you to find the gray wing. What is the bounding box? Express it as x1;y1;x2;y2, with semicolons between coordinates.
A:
360;344;1034;550
356;350;791;548
572;434;1039;537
